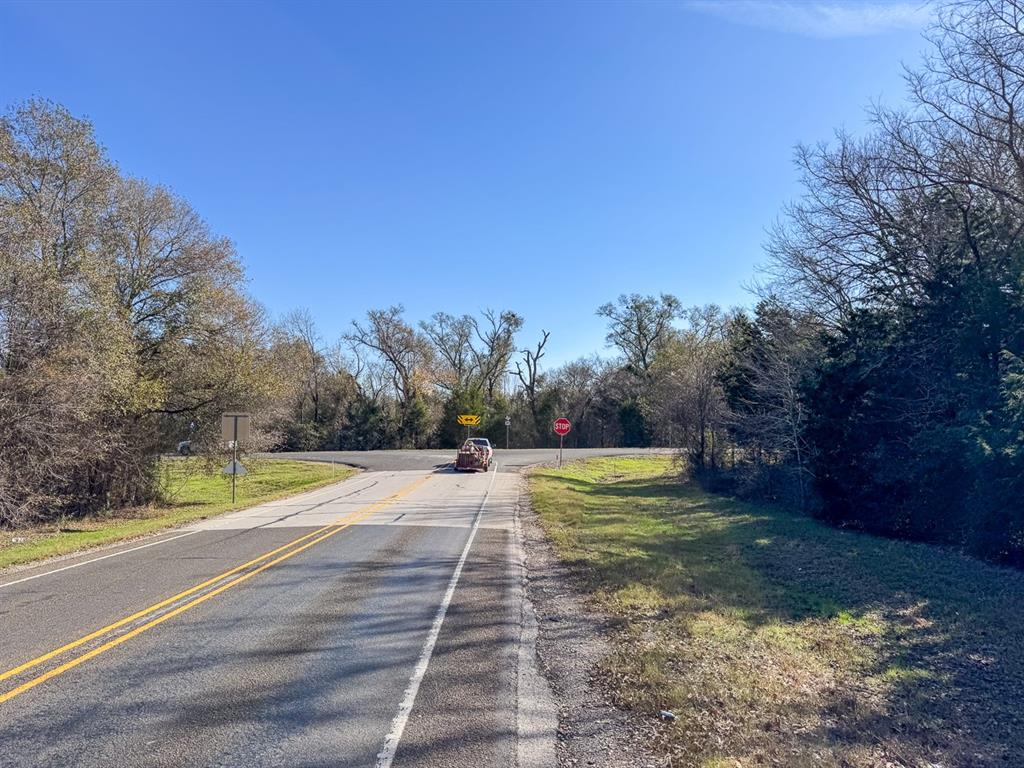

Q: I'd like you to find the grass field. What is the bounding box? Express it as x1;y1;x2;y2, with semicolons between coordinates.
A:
0;458;355;570
529;456;1024;768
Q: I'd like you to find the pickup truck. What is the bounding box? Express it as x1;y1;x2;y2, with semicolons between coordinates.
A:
454;437;493;472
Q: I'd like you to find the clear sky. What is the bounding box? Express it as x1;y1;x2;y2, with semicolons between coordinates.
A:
0;0;931;365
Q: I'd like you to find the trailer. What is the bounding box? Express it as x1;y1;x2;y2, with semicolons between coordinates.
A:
454;438;492;472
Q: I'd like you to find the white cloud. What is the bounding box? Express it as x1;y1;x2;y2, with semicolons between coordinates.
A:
685;1;933;38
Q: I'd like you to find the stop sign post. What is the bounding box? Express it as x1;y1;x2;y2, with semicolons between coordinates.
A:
553;418;571;467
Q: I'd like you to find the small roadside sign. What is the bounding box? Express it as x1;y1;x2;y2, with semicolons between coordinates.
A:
221;412;252;505
221;413;251;444
457;414;481;426
222;460;247;476
553;418;571;468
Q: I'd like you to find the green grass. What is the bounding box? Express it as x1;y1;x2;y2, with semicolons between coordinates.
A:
529;456;1024;768
0;458;356;570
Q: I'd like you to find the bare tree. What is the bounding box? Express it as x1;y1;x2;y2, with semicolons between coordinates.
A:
897;0;1024;208
420;312;475;393
472;309;523;401
346;305;435;445
514;330;550;440
722;302;820;508
597;293;682;375
551;356;601;447
280;309;329;424
346;306;431;404
347;344;389;404
650;306;729;469
767;1;1024;325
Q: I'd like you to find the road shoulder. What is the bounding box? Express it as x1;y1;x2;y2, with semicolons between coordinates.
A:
517;475;663;768
512;478;558;768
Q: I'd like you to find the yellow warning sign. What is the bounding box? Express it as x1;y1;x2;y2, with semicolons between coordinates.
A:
457;414;481;426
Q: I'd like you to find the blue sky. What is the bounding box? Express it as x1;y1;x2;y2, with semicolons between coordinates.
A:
0;0;931;365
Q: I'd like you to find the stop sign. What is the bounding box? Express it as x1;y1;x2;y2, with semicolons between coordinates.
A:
553;418;572;436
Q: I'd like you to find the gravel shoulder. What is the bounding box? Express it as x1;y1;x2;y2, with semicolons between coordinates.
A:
517;476;665;768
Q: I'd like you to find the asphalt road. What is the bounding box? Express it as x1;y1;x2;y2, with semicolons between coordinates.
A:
267;446;666;473
0;448;655;767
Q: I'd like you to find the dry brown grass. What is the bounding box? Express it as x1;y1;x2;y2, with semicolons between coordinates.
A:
530;456;1024;768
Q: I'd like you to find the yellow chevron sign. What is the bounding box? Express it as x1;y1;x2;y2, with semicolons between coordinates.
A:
457;414;481;426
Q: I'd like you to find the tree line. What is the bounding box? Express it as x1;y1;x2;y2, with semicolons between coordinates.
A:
722;0;1024;567
266;296;698;455
3;1;1023;566
0;98;700;528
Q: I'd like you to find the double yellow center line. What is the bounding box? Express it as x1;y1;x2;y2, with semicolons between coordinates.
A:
0;474;432;705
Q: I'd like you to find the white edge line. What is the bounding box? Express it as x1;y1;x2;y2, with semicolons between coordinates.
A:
0;531;199;590
375;465;499;768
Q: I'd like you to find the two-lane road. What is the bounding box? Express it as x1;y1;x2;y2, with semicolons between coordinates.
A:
265;446;661;473
0;449;657;767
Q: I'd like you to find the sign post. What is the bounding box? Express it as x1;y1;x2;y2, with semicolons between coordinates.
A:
553;418;571;468
505;414;511;450
221;412;251;505
457;414;481;441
